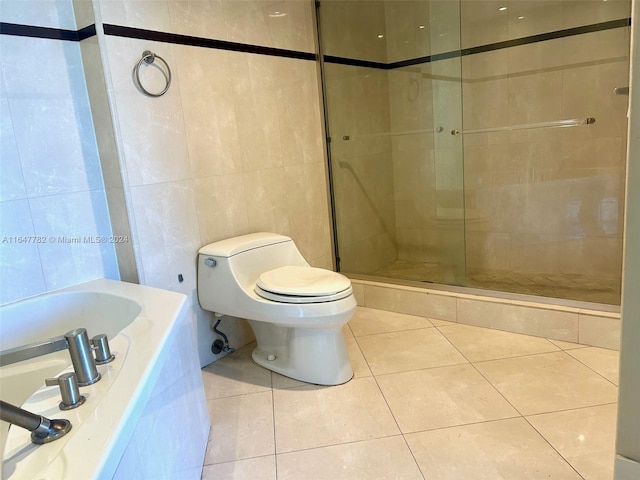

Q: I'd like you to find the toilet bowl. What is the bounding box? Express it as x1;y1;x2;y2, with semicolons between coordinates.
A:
197;232;355;385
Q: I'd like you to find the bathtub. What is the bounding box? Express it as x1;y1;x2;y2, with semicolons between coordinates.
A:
0;279;210;479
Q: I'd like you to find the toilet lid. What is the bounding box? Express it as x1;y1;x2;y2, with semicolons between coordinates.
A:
255;266;352;303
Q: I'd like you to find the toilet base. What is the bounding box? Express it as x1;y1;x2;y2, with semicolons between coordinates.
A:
247;320;353;386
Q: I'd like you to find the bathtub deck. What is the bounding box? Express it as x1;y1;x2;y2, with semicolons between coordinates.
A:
200;305;619;479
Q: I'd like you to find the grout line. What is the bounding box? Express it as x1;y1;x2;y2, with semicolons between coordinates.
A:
356;334;427;480
564;349;620;388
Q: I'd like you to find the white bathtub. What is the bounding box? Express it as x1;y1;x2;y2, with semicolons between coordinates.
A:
0;279;210;479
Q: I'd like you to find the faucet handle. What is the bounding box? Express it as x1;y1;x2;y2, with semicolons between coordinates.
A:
45;372;86;410
91;334;115;364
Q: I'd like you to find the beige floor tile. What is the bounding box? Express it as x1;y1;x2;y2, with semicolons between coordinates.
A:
475;352;618;415
273;377;399;453
567;347;620;385
276;436;423;480
201;342;272;399
346;337;373;378
377;364;519;433
527;404;617;480
406;418;583;480
342;324;353;338
348;306;433;337
271;371;307;389
438;324;560;362
357;328;467;375
204;391;275;464
548;338;588;350
201;455;276;480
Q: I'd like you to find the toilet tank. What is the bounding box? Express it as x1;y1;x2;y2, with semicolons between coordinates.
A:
197;233;308;314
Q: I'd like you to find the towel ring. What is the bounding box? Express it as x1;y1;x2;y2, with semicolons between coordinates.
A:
134;50;171;97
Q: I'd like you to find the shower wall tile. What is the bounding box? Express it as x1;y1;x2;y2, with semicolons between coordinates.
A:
505;1;564;40
562;0;631;30
320;0;388;62
460;0;509;49
460;20;628;301
383;1;431;63
325;61;396;273
460;0;630;50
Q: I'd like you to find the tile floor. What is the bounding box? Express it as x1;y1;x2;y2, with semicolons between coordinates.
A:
200;307;620;480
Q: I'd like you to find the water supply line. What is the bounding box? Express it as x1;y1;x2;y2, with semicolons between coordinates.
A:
211;313;235;355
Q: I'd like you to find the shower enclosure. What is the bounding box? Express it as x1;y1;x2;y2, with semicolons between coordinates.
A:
318;0;631;306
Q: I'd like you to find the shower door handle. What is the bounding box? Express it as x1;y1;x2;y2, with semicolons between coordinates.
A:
614;86;629;95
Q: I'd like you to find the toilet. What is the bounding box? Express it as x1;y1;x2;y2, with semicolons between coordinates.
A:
197;232;355;385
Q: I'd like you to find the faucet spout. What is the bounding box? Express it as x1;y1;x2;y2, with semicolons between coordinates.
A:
0;336;68;365
0;400;72;444
0;328;100;386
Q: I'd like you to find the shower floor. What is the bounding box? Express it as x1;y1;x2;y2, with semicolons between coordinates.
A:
372;260;621;306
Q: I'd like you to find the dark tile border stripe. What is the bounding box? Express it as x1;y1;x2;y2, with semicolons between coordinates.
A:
103;24;317;61
326;18;631;70
2;17;628;66
0;22;96;41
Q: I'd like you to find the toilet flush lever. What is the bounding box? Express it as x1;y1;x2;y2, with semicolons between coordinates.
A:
204;258;217;267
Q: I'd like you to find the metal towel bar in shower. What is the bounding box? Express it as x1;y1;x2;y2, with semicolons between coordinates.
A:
133;50;171;97
451;117;595;136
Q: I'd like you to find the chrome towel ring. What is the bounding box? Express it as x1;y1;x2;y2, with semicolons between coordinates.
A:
134;50;171;97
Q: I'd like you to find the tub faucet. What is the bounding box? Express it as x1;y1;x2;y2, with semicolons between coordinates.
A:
0;328;101;386
0;400;72;444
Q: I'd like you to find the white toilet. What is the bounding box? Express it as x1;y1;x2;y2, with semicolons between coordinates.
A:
197;232;355;385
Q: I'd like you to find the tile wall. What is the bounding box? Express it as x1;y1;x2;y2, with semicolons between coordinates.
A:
461;0;630;291
94;0;332;365
0;1;119;305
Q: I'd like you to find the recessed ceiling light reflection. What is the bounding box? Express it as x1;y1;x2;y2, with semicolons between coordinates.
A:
498;6;507;11
377;34;384;38
419;25;425;29
269;11;286;17
518;15;524;20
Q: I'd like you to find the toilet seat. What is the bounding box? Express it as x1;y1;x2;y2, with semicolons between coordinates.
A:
255;266;352;304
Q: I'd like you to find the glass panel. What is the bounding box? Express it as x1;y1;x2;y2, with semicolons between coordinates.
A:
319;0;467;285
318;0;630;305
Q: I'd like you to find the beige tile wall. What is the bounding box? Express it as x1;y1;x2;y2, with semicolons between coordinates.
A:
461;18;630;285
96;0;331;365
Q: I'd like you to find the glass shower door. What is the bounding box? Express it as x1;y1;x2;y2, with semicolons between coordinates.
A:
318;0;467;286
